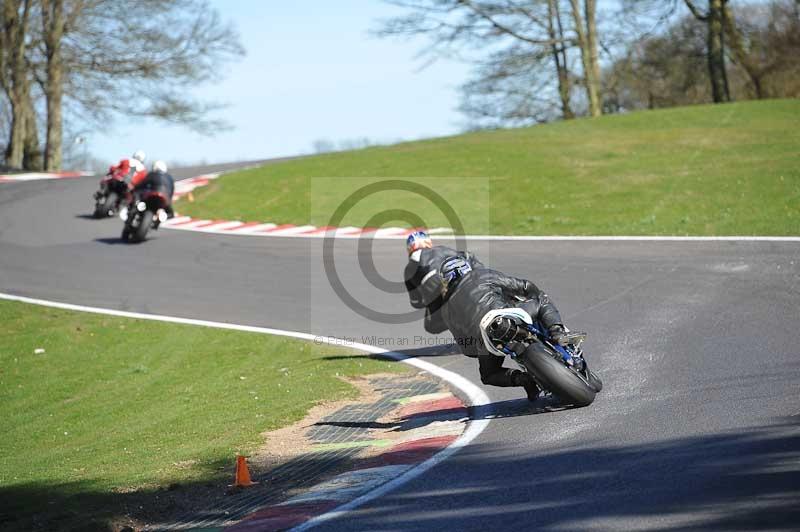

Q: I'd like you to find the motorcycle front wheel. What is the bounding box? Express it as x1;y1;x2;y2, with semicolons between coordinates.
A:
521;343;596;407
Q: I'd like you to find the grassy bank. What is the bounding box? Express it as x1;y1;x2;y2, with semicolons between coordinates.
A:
0;299;403;529
179;99;800;235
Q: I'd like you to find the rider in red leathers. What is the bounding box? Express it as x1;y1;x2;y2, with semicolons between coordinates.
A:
92;150;147;217
109;150;147;182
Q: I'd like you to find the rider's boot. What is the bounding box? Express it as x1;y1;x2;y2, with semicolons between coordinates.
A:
512;371;541;402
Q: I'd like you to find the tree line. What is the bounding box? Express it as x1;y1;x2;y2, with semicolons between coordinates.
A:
0;0;242;172
377;0;800;128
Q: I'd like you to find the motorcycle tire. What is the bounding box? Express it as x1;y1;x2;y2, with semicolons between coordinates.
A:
587;370;603;392
130;211;151;243
521;342;596;407
93;194;114;218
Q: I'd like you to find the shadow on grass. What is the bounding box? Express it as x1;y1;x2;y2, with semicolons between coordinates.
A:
5;416;797;531
0;455;232;532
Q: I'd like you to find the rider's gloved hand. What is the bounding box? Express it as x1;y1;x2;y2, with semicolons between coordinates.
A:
548;324;569;346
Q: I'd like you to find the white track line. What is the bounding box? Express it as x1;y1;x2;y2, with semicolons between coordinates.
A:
0;292;491;529
0;171;93;182
291;346;489;531
450;235;800;242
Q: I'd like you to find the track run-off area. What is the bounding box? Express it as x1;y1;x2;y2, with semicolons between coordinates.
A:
1;165;799;531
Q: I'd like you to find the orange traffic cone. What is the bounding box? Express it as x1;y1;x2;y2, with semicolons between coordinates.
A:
233;454;258;488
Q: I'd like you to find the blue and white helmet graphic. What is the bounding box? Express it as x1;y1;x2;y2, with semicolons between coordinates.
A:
406;230;432;254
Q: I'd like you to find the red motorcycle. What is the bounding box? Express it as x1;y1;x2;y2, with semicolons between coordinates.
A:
120;188;170;242
92;173;128;218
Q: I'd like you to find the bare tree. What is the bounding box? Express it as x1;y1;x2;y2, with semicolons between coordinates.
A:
567;0;602;116
40;0;65;170
0;0;36;169
619;0;742;104
605;0;800;109
723;0;800;99
312;139;336;154
604;14;709;111
684;0;731;102
21;78;43;170
547;0;573;119
376;0;587;123
459;44;564;127
2;0;242;171
22;0;244;170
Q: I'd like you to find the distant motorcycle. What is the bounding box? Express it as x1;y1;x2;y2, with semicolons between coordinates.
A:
120;189;170;243
481;308;603;406
92;174;128;218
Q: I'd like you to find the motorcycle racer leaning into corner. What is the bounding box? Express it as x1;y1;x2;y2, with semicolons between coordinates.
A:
129;160;176;219
108;149;147;182
404;230;483;334
438;255;570;401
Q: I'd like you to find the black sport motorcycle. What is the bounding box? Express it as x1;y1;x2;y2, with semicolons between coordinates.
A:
120;189;170;243
481;308;603;407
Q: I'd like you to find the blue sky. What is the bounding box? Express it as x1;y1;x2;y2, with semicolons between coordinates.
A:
89;1;470;165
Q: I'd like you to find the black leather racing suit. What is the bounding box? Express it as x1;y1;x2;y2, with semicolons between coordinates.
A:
441;268;563;386
404;246;483;334
132;170;175;217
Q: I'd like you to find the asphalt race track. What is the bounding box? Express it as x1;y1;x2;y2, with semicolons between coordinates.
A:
1;166;799;531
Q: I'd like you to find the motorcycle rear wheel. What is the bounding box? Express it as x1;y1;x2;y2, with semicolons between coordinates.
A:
93;194;114;218
130;212;151;243
521;343;596;407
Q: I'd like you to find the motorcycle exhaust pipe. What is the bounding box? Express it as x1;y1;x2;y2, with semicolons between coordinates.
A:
488;317;529;343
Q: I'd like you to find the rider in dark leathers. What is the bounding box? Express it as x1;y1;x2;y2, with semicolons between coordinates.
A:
129;160;175;218
403;231;483;334
439;257;567;400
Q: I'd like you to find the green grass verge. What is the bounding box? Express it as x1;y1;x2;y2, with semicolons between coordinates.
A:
0;299;404;528
179;99;800;235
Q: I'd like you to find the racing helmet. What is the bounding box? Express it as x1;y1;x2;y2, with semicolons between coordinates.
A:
440;255;472;295
406;230;432;255
132;150;146;163
152;160;168;173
